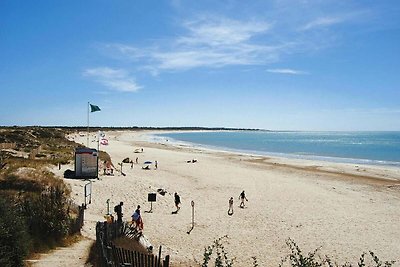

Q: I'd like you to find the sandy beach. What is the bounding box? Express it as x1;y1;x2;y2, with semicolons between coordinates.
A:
60;130;400;266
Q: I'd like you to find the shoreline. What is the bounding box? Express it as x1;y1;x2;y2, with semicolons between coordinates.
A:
150;130;400;168
144;130;400;184
64;130;400;266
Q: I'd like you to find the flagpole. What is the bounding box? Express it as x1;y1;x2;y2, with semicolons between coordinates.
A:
97;130;100;152
87;102;90;147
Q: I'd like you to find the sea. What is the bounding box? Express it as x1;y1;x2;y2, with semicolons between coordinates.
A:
154;131;400;167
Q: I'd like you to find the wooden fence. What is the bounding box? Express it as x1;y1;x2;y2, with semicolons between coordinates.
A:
111;244;169;267
96;221;170;267
70;205;85;234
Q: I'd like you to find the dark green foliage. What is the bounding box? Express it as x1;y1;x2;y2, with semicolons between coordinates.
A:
201;238;396;267
201;236;234;267
280;238;323;267
0;197;29;267
279;239;395;267
0;126;82;262
19;186;71;244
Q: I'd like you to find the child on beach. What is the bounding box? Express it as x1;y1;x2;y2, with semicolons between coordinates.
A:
228;197;234;215
239;190;248;208
174;192;181;212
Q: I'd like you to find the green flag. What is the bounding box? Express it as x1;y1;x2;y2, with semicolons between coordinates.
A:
90;104;101;112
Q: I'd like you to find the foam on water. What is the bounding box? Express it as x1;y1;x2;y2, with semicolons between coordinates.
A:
154;131;400;167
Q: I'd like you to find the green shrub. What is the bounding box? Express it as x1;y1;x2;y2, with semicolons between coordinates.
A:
200;238;396;267
0;197;29;267
201;236;234;267
19;185;71;244
279;239;395;267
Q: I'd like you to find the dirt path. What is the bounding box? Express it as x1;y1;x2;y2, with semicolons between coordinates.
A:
26;237;94;267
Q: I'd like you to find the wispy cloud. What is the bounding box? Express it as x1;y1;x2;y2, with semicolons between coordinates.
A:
97;6;372;74
179;17;271;46
300;16;345;31
83;67;141;92
299;9;370;31
267;68;308;75
100;16;289;73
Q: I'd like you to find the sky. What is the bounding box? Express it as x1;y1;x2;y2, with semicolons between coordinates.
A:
1;0;400;131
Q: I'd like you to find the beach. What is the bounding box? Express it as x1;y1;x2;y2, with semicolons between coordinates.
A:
61;130;400;266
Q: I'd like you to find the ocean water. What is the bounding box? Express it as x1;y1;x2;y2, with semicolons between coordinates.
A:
155;131;400;166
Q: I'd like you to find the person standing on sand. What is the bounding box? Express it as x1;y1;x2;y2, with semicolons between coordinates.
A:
155;160;158;169
228;197;234;215
174;192;181;212
114;201;124;222
239;190;248;208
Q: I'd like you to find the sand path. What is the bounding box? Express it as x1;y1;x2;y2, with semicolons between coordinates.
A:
26;237;93;267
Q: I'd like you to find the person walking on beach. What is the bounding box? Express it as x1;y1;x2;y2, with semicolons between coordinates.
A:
131;205;144;231
174;192;181;213
228;197;234;215
155;160;158;169
114;201;124;222
135;157;138;164
239;190;248;208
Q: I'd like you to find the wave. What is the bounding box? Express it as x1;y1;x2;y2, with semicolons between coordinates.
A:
153;131;400;167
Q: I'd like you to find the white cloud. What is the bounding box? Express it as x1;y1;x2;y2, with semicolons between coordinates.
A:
84;67;127;79
300;16;344;31
267;68;308;75
100;16;283;72
97;7;371;74
84;67;141;92
299;10;370;31
179;17;271;46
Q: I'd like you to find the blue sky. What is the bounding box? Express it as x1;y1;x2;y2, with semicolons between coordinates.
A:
1;0;399;130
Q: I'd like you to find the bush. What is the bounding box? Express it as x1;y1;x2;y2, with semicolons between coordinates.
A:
0;197;29;267
201;238;396;267
201;236;234;267
19;185;72;244
279;238;396;267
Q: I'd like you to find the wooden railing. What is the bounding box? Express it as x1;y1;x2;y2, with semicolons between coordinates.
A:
96;221;170;267
70;205;85;234
111;244;169;267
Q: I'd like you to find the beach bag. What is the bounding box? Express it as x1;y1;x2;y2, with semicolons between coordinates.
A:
114;205;118;213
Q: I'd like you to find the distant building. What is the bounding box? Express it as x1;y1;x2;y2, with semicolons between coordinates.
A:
75;148;98;179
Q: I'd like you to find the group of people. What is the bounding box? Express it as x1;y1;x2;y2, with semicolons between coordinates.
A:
112;190;245;231
114;202;143;231
112;192;182;231
228;190;248;215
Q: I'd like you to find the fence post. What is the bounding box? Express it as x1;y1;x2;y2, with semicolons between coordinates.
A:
158;246;162;267
163;255;170;267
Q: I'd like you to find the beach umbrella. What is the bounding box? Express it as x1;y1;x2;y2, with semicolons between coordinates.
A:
100;138;108;145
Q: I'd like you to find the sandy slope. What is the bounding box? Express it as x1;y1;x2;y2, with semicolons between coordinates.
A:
27;237;92;267
59;130;400;266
